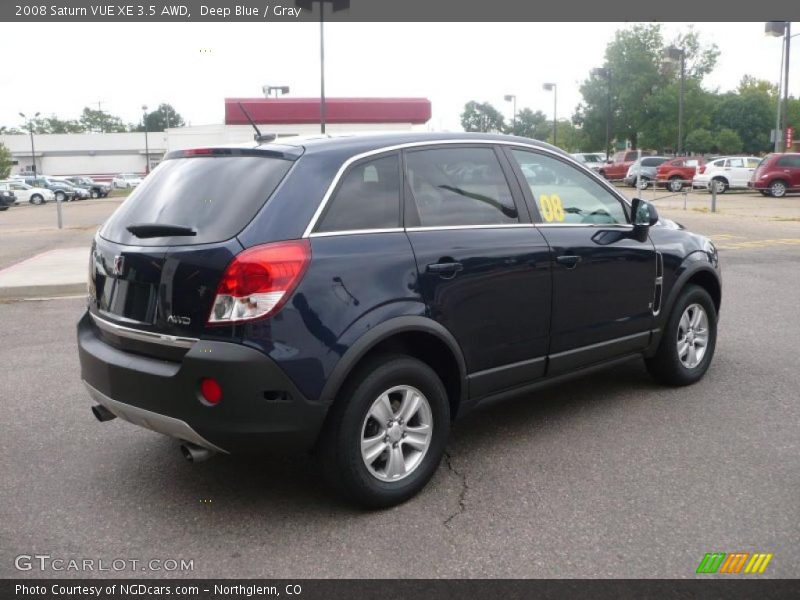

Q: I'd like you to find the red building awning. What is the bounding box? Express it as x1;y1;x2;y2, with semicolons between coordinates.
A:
225;97;431;126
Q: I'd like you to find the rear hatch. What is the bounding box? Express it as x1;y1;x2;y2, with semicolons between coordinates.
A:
88;146;301;358
751;155;773;182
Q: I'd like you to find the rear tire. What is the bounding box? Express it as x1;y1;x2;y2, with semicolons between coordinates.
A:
319;353;450;508
668;176;684;192
711;178;728;194
646;285;717;387
55;191;66;203
90;189;99;199
770;180;788;198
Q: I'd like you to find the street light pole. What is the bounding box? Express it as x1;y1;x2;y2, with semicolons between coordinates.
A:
141;105;150;175
504;94;516;133
19;111;40;176
592;68;612;161
664;46;686;155
295;1;350;135
782;23;791;151
543;83;557;146
764;21;796;152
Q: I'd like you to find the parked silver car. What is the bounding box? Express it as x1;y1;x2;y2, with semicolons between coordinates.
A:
624;156;670;189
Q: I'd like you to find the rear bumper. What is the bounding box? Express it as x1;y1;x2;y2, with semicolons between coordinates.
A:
748;180;766;190
77;311;329;454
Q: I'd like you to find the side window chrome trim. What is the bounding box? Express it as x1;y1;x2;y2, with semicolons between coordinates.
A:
302;139;627;238
309;227;405;238
535;223;634;229
406;224;534;232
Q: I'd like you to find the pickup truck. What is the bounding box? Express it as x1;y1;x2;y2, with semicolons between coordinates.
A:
598;150;646;181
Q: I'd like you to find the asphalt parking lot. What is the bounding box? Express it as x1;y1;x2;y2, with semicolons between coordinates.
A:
1;191;798;578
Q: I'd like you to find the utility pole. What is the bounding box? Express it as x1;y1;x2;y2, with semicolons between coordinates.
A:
295;1;350;134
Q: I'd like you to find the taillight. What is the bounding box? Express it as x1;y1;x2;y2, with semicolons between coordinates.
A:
698;166;706;174
208;239;311;324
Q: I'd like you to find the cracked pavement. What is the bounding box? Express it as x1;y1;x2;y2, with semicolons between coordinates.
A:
1;206;799;578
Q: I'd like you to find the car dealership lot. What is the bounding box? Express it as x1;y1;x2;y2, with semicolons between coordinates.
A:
1;192;798;578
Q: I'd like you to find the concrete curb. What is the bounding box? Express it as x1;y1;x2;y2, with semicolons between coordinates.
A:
0;248;88;301
0;283;87;301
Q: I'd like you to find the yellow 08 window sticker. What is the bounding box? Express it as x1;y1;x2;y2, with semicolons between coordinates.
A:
539;194;565;222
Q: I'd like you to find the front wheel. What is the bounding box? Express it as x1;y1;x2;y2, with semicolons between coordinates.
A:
55;191;66;203
319;354;450;508
30;194;44;205
646;285;717;386
637;176;650;190
90;189;99;199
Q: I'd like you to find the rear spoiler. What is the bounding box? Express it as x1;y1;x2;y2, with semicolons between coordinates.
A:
164;146;304;161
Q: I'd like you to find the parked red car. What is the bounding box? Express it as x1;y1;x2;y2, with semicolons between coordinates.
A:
599;149;644;181
656;157;707;192
748;153;800;197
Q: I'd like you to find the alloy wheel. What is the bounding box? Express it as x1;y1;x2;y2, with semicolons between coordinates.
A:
360;385;433;482
677;303;709;369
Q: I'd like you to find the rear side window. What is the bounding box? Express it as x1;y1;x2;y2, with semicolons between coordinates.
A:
625;152;638;161
641;157;666;167
727;158;744;168
777;155;800;168
100;156;292;246
316;154;401;233
405;147;518;227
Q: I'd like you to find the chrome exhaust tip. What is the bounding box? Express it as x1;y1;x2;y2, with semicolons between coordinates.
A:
180;442;215;463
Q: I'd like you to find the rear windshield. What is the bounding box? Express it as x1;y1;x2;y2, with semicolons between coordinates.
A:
101;156;293;246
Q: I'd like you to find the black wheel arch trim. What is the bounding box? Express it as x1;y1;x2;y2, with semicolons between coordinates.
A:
646;255;721;357
318;316;468;407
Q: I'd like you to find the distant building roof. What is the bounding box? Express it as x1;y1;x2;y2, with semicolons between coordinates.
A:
224;97;431;126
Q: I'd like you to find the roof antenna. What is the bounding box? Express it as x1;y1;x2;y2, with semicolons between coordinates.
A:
238;101;276;143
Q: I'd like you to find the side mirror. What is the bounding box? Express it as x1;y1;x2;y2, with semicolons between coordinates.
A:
631;197;659;227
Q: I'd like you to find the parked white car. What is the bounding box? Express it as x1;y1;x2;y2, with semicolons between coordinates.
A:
692;156;762;193
112;173;143;189
571;152;606;172
0;180;55;205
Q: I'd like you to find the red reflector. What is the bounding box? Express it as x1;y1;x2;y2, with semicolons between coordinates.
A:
698;166;706;174
200;378;222;405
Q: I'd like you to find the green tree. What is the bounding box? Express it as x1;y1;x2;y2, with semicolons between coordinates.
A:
508;108;550;139
0;125;23;134
134;103;186;132
575;24;719;150
80;107;127;133
23;115;83;134
460;101;506;133
0;143;13;179
711;88;773;154
715;128;743;154
43;116;84;133
684;128;714;154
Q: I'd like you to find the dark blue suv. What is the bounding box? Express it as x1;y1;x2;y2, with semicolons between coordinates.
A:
78;133;721;507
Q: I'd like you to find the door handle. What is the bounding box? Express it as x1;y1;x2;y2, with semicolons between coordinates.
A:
556;255;581;269
426;262;464;277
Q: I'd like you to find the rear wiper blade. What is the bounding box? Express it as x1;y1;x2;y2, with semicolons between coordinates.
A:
126;223;197;238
